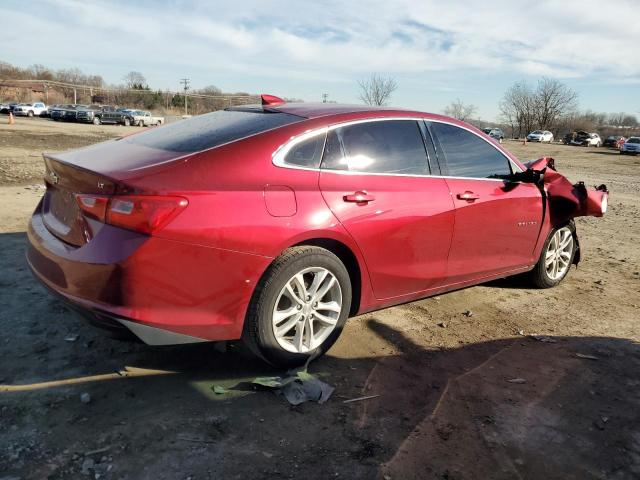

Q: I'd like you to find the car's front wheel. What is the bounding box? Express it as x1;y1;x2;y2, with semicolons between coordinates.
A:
244;246;351;366
529;224;576;288
93;117;101;125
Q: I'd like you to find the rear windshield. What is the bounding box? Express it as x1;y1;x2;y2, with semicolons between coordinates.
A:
122;110;302;153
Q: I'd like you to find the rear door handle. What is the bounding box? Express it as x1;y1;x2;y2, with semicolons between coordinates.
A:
343;191;375;204
456;191;480;201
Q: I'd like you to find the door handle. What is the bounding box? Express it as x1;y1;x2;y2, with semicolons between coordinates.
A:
456;191;480;201
343;191;375;204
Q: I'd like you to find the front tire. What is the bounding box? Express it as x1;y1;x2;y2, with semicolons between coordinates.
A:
93;117;101;125
244;246;352;367
27;111;34;117
123;117;131;126
528;224;577;288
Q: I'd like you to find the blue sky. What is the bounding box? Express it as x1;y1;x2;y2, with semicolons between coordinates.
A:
1;0;639;121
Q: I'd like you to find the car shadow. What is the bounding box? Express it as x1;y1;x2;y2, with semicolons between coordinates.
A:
2;231;639;479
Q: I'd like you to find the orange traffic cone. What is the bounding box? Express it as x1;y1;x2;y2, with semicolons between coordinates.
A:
8;112;15;125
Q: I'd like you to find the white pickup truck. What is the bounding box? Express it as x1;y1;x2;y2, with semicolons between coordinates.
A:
131;110;165;126
12;102;47;117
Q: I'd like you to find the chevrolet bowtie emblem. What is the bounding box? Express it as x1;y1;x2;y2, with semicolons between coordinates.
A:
49;171;59;184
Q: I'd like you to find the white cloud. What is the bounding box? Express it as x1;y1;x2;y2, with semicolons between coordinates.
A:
0;0;638;108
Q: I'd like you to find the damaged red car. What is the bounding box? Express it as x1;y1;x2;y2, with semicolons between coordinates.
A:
26;96;608;366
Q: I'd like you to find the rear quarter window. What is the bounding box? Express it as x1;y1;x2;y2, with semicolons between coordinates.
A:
122;110;302;153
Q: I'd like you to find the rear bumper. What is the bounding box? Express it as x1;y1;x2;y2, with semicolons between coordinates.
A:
27;207;273;344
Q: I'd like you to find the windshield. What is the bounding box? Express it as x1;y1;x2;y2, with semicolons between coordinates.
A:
123;109;303;153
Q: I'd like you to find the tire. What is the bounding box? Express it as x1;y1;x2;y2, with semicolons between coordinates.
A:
528;224;577;288
244;246;352;367
27;111;34;117
138;120;144;127
93;117;101;125
123;117;131;127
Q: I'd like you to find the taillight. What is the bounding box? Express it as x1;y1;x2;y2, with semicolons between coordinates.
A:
76;195;109;221
76;194;188;235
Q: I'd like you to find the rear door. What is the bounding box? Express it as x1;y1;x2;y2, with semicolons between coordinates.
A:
427;121;542;283
319;119;455;300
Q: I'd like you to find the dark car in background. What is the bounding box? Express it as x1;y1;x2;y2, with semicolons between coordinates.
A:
51;105;83;122
603;135;626;149
97;108;137;126
76;105;118;125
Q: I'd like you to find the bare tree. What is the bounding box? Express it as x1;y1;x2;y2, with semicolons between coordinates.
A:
533;77;578;130
443;98;478;122
122;71;146;89
358;73;397;106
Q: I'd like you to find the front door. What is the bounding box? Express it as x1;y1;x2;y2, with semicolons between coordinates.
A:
427;121;542;283
319;119;455;300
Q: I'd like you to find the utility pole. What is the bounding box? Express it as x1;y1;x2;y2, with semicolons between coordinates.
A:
322;93;328;103
180;78;190;115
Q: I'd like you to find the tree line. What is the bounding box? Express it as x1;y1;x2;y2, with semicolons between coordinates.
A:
0;61;255;114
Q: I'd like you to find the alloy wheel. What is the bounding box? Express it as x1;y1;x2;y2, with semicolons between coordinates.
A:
272;267;342;353
545;227;574;281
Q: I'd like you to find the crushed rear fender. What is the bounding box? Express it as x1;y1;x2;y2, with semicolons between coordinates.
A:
525;157;609;226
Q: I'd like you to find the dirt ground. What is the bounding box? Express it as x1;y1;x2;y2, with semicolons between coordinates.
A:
1;117;639;479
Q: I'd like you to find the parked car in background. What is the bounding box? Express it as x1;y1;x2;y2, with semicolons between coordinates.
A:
571;131;601;147
0;102;17;114
603;135;626;149
12;102;47;117
76;105;118;125
527;130;554;142
52;105;84;122
620;137;640;155
131;110;165;127
97;108;137;126
26;95;609;366
482;127;504;143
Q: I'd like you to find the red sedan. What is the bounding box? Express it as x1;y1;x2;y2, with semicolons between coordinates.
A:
27;95;608;366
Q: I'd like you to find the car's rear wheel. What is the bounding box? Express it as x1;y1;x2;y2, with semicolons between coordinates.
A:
528;224;576;288
27;110;34;117
93;117;101;125
244;246;351;366
123;118;131;126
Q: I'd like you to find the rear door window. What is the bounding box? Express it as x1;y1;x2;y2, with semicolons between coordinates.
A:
122;110;303;153
321;120;428;175
428;122;512;178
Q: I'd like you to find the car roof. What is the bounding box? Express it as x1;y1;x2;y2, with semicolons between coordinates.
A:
229;102;420;119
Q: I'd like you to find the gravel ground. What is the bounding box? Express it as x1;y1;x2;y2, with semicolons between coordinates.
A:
1;116;639;479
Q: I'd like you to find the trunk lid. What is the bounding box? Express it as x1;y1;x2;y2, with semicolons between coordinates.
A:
41;156;121;246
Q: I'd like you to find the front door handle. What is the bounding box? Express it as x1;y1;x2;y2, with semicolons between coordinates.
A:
343;191;375;204
456;191;480;201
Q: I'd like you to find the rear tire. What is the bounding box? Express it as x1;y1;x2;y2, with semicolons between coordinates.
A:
244;246;352;367
123;117;131;126
528;224;577;288
93;117;101;125
27;111;34;117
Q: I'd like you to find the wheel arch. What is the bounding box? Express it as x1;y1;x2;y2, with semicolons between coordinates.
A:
291;237;362;316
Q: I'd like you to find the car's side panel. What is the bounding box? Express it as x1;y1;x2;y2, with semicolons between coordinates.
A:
443;179;543;281
319;171;455;299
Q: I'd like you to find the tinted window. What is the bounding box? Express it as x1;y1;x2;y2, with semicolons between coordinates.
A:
322;120;428;175
284;133;325;168
429;122;511;178
321;130;344;169
122;110;302;152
